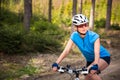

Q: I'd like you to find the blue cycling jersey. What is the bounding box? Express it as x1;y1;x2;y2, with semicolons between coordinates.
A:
70;30;110;62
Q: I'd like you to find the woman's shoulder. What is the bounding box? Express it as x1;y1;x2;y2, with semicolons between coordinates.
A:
87;30;99;36
70;31;79;39
87;30;100;42
71;31;78;36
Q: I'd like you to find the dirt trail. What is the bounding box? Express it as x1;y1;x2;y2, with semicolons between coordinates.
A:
100;48;120;80
0;48;119;80
25;47;120;80
100;59;120;80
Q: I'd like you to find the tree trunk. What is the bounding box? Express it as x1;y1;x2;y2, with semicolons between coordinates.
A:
79;0;82;14
0;0;1;14
24;0;32;32
48;0;52;22
105;0;112;31
72;0;77;33
89;0;95;30
72;0;77;16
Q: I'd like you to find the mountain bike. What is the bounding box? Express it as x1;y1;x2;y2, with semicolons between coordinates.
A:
58;65;88;80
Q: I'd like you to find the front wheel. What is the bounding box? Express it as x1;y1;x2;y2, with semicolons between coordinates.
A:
75;78;80;80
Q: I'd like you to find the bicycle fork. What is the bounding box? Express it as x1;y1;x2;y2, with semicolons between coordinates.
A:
74;72;80;80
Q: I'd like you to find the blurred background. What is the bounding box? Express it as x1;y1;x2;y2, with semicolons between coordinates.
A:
0;0;120;80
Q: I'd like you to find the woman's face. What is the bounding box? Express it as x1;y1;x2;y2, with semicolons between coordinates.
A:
76;23;88;34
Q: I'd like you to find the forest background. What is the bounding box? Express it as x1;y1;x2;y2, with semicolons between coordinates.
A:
0;0;120;54
0;0;120;80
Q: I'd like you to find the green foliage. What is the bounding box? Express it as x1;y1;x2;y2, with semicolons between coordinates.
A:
1;0;120;54
112;1;120;24
22;21;65;52
95;18;106;28
111;23;120;30
52;1;72;27
0;64;39;80
0;21;65;54
0;7;24;54
0;7;24;26
0;25;25;54
18;65;38;76
0;4;67;54
94;18;120;30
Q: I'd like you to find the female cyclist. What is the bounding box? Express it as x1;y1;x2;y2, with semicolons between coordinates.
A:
52;14;111;80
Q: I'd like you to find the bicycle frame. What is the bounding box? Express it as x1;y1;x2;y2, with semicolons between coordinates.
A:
58;65;88;80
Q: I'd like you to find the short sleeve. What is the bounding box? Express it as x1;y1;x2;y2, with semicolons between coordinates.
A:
70;32;76;42
89;31;99;43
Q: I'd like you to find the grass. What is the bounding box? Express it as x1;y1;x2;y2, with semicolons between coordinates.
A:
0;55;42;80
0;64;39;80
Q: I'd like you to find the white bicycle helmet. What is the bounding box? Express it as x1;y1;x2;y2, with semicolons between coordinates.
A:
72;14;89;26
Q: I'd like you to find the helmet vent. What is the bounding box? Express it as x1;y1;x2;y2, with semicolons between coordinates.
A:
80;15;83;19
73;21;77;24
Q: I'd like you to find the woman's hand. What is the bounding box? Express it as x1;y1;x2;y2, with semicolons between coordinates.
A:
52;67;58;72
52;62;59;72
90;69;97;74
89;64;99;74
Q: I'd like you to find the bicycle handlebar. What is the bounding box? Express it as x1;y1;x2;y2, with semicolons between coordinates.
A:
58;65;89;75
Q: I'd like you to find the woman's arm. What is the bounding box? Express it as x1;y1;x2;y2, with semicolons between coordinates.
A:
94;38;100;64
56;39;74;64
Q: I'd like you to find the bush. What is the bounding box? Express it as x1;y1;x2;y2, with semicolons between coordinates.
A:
23;21;65;52
111;23;120;30
95;18;106;28
0;7;67;54
0;20;66;54
0;24;25;54
94;18;120;30
0;7;22;25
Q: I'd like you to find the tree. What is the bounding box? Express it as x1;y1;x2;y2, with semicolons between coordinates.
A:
24;0;32;32
105;0;112;31
72;0;77;33
0;0;1;13
72;0;77;16
89;0;95;30
48;0;52;22
79;0;82;14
